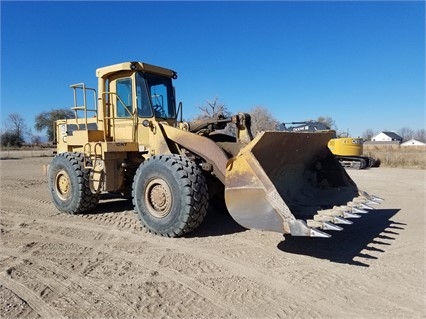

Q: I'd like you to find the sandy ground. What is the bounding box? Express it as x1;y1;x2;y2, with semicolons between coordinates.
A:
0;156;424;318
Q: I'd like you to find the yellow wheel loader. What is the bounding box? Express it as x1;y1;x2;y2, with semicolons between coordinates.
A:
48;61;383;238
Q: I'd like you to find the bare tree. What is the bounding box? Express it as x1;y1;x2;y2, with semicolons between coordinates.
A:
9;113;29;138
191;97;236;136
194;97;231;120
362;129;376;141
249;106;279;136
192;101;279;138
398;127;414;142
0;113;29;147
414;129;426;143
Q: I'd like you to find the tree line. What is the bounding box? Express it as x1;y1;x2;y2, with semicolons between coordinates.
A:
0;109;73;147
1;103;424;147
191;98;426;143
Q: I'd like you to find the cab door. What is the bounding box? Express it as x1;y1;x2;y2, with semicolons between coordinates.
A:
108;72;137;142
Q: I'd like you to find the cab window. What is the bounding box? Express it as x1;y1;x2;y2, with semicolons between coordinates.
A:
116;78;133;117
136;73;153;118
145;73;176;119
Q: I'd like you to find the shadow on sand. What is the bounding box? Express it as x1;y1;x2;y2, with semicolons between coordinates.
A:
86;194;402;265
88;194;246;237
277;208;402;266
90;195;246;237
89;193;134;214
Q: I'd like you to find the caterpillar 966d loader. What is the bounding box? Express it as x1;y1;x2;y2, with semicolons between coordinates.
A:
280;121;378;169
48;61;383;238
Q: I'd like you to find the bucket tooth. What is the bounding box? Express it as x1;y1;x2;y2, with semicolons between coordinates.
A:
289;220;331;237
352;207;369;214
313;215;334;222
313;214;352;225
318;207;361;219
371;195;384;203
310;228;331;238
347;201;373;210
322;222;343;231
353;197;368;203
326;205;369;218
332;205;350;212
359;190;384;203
359;203;374;210
307;219;342;231
293;188;382;238
353;197;378;206
333;216;353;225
343;211;361;219
365;200;379;205
317;209;341;217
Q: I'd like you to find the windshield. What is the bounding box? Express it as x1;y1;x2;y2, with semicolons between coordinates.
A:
136;72;176;119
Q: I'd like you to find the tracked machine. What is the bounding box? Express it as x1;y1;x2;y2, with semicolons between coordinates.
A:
280;121;378;169
48;61;383;239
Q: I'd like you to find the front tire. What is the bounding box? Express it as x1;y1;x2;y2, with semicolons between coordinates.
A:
132;155;208;237
48;152;99;214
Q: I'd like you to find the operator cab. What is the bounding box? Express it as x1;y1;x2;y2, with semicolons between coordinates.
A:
102;62;177;122
96;61;178;121
135;72;176;119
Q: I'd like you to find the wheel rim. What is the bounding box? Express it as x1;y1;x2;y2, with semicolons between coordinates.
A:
55;169;71;201
145;178;173;218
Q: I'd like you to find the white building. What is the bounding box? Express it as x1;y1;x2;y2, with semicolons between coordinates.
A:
401;139;426;146
371;132;402;142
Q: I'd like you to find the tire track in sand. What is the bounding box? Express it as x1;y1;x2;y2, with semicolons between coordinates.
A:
0;272;63;319
2;211;318;318
2;191;350;317
1;213;245;318
1;248;137;318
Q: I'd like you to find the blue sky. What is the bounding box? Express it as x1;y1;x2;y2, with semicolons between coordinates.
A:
1;1;425;138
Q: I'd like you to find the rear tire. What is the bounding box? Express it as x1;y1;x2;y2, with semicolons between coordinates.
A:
48;152;99;214
132;154;208;237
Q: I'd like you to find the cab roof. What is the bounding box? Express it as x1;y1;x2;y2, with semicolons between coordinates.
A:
96;62;177;79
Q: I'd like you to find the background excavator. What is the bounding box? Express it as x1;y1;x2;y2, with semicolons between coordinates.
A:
280;121;378;169
47;61;382;240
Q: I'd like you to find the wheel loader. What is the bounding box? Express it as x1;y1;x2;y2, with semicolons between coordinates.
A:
47;61;383;238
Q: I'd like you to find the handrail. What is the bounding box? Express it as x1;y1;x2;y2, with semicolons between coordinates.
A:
66;84;137;143
70;83;97;130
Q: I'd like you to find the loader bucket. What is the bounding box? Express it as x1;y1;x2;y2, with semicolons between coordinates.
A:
224;131;367;237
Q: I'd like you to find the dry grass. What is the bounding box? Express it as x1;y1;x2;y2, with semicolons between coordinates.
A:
364;145;426;169
1;145;424;169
